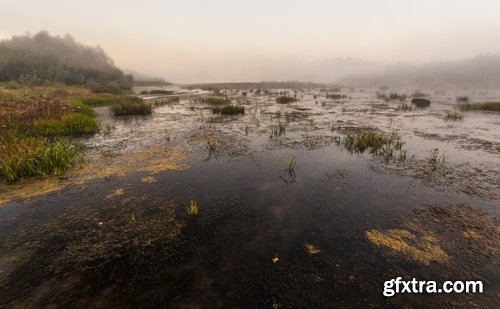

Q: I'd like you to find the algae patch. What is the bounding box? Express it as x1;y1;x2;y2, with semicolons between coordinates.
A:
141;176;157;184
366;229;449;265
105;188;124;199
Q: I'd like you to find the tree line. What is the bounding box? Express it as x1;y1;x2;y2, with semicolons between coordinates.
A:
0;31;133;93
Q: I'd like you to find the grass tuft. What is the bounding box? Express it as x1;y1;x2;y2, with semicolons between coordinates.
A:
111;100;152;116
211;105;245;115
444;110;464;121
187;200;199;216
427;148;446;172
341;131;406;161
276;96;297;104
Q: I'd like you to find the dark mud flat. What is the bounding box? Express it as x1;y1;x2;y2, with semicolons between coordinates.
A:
1;87;499;308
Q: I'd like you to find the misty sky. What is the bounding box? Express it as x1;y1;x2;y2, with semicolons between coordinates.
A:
2;0;500;83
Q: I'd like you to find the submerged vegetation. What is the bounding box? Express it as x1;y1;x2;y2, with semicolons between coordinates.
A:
279;154;297;183
458;102;500;112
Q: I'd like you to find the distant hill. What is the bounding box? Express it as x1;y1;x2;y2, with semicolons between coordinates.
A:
338;55;500;87
0;31;133;93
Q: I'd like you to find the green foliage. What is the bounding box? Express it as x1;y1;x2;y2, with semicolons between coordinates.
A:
31;113;99;136
276;96;297;104
211;105;245;115
111;100;152;116
0;31;133;91
458;102;500;111
0;136;81;182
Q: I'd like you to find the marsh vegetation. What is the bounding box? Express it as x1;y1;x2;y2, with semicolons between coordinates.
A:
458;102;500;111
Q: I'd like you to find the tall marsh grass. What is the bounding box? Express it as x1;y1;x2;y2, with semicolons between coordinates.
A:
0;136;81;182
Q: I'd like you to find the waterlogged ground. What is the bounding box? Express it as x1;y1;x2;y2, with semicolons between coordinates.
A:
0;86;499;308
